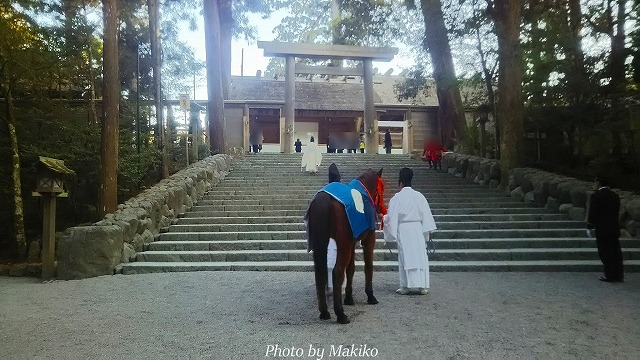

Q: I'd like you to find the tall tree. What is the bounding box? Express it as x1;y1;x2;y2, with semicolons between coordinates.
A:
0;2;36;258
204;0;226;154
488;0;525;188
148;0;169;177
404;0;468;151
99;0;120;216
609;0;628;155
219;0;233;99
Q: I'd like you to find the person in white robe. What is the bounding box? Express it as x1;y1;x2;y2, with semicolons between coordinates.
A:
383;167;437;295
301;136;322;174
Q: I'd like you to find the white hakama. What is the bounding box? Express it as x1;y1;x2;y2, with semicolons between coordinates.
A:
301;142;322;173
383;187;437;290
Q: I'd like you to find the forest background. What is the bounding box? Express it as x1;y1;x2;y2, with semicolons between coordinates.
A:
1;0;639;260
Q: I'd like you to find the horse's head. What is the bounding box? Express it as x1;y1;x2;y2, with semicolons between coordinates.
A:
358;168;384;213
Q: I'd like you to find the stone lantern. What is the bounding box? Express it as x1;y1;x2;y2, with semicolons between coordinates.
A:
32;156;74;279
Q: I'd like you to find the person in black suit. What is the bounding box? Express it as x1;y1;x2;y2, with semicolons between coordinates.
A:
587;176;624;283
384;129;392;154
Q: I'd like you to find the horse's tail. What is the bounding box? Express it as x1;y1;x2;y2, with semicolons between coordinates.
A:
309;192;331;291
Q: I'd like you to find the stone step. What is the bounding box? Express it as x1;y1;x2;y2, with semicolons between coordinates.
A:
190;202;533;212
124;154;628;274
176;214;570;225
182;208;551;218
227;176;448;180
146;238;640;252
156;229;589;241
196;197;522;207
226;175;448;180
135;248;640;262
202;192;504;200
207;186;496;192
205;188;488;195
166;221;584;233
227;172;448;177
120;260;640;274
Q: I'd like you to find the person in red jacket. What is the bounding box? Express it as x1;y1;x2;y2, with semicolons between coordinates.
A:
426;136;446;170
422;140;433;168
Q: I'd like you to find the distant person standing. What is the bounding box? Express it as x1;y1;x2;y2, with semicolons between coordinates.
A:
295;138;303;153
427;136;447;170
384;129;392;154
301;136;322;174
359;138;365;153
249;130;259;154
587;176;624;283
383;168;437;295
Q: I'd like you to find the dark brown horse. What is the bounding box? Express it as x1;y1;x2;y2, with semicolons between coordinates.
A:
307;169;382;324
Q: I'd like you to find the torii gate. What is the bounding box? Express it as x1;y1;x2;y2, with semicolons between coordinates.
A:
257;41;398;154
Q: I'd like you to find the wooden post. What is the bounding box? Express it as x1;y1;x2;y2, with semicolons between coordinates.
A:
284;56;295;154
192;110;199;162
243;104;250;153
185;109;189;166
363;59;377;154
41;194;57;279
34;157;74;279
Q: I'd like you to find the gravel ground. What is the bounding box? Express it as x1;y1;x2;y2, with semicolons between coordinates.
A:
1;272;639;360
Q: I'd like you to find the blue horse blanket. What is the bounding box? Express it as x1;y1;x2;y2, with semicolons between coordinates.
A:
320;179;377;239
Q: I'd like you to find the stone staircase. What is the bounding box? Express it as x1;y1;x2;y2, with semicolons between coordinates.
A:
121;154;640;274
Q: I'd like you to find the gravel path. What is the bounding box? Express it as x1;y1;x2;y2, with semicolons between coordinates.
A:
1;272;639;360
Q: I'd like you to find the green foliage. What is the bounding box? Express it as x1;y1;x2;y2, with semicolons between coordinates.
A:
393;64;432;101
118;141;161;200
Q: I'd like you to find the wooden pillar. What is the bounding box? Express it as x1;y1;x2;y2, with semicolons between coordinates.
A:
192;110;199;162
41;194;57;279
363;59;377;154
283;56;295;154
279;108;285;153
403;108;413;154
242;104;249;153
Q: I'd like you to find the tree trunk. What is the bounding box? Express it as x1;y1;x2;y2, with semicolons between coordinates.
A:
3;85;27;258
148;0;169;177
474;25;499;158
420;0;468;151
610;0;627;89
99;0;119;218
564;0;586;161
567;0;586;102
204;0;226;154
219;0;233;99
609;0;627;155
80;0;98;126
490;0;525;189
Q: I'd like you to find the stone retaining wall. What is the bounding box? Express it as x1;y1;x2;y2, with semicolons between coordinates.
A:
441;152;640;239
57;154;232;279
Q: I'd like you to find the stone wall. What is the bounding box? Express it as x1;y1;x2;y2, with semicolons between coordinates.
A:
441;152;640;239
57;154;232;279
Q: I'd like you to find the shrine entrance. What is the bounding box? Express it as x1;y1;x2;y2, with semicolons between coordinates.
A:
257;41;398;154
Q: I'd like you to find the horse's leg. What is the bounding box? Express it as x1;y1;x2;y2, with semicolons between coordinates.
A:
333;238;354;324
344;246;356;306
310;194;331;320
362;231;378;305
313;249;331;320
